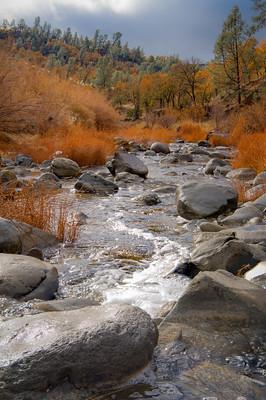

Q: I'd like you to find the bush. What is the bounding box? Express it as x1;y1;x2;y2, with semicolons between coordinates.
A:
177;121;207;142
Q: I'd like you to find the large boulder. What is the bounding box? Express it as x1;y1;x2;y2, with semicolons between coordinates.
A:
107;151;148;178
150;142;170;154
75;172;118;195
0;305;158;398
51;157;81;178
159;270;266;357
252;193;266;210
0;169;17;185
0;254;58;300
176;180;238;219
227;167;257;181
221;204;263;226
190;234;260;274
0;218;58;255
204;158;229;175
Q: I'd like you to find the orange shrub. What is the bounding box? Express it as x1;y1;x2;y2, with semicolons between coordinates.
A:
122;126;178;144
0;186;78;242
232;131;266;172
177;121;207;142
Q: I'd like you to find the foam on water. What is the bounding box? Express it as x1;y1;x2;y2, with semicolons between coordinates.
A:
104;212;190;317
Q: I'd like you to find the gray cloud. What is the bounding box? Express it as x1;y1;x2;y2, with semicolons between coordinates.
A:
0;0;263;60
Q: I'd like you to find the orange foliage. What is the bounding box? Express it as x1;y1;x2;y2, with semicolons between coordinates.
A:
0;186;78;242
177;121;207;142
232;131;266;172
122;126;178;144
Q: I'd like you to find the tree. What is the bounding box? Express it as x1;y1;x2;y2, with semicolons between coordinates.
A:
94;56;113;89
214;6;250;105
252;0;266;31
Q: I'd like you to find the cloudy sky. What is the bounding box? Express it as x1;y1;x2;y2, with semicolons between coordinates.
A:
0;0;264;60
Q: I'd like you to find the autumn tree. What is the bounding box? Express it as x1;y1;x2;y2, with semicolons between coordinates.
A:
214;6;251;105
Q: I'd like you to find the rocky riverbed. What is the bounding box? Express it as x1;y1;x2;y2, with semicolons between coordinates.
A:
0;138;266;399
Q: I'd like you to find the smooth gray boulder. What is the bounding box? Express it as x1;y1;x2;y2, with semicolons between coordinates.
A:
253;171;266;186
0;218;58;255
176;180;238;219
221;204;263;226
204;158;229;175
191;235;259;274
34;173;62;190
227;168;257;181
0;254;58;300
159;270;266;358
33;298;101;312
150;142;170;154
74;172;118;195
51;157;81;178
199;222;224;232
107;151;148;178
0;305;158;398
115;172;144;186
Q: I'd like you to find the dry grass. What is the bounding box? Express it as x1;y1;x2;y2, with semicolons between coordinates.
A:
0;186;78;242
232;131;266;172
121;126;178;144
177;121;208;142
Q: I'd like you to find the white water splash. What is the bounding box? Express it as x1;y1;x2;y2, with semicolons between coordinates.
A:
104;212;190;317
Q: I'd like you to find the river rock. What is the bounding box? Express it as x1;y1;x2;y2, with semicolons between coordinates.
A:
204;158;229;175
176;180;238;219
245;184;266;201
51;157;81;178
115;172;144;186
0;254;58;300
144;150;156;156
245;261;266;282
33;298;101;312
197;140;210;147
15;154;33;167
252;193;266;210
178;153;193;162
159;270;266;357
74;172;118;195
253;171;266;186
0;218;58;254
227;168;257;181
190;235;259;274
140;193;161;206
34;173;62;190
107;151;148;178
199;222;224;232
221;204;263;226
150;142;170;154
0;305;158;398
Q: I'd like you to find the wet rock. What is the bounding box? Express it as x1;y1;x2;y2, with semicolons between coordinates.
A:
15;154;33;167
204;158;229;175
51;157;81;178
250;273;266;289
150;142;170;154
144;150;156;156
221;204;263;226
34;173;62;190
179;362;265;400
176;180;238;219
74;172;118;195
41;160;52;168
197;224;266;245
191;234;260;273
252;193;266;211
115;172;145;186
0;253;58;300
197;140;210;147
0;218;22;253
159;270;266;357
189;147;209;155
253;171;266;186
199;222;224;232
107;151;148;178
33;297;101;312
0;218;58;255
0;305;158;398
0;169;17;185
153;185;177;194
227;167;257;181
26;247;44;260
178;153;193;162
245;261;266;282
74;211;88;225
210;151;228;159
140;193;161;206
213;164;232;177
